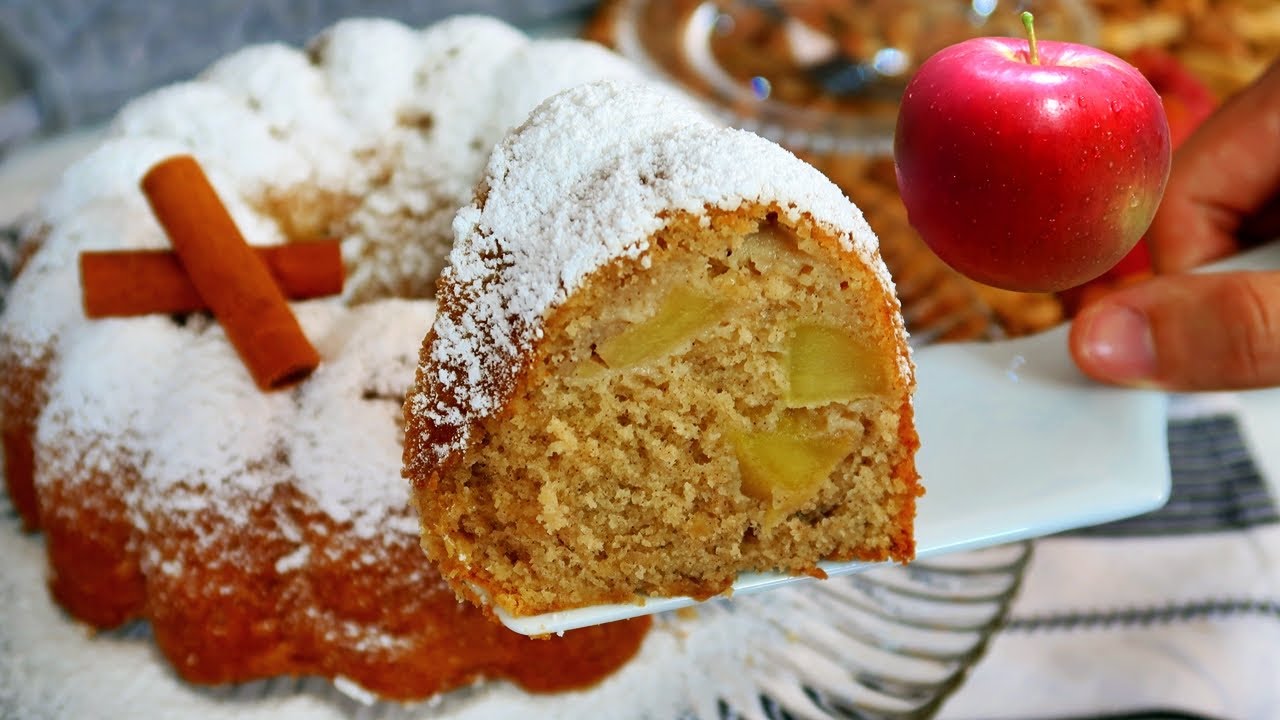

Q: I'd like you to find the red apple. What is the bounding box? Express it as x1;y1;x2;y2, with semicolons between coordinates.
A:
893;14;1172;293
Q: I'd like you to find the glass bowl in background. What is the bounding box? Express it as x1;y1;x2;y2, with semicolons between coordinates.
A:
610;0;1100;156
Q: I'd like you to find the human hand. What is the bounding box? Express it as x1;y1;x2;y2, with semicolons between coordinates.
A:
1069;60;1280;391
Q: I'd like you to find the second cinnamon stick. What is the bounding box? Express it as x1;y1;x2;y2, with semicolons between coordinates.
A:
81;242;344;318
141;155;320;391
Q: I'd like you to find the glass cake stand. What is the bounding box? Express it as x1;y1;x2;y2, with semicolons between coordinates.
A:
39;537;1026;720
197;542;1033;719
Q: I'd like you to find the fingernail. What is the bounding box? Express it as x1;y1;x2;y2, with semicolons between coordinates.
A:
1078;304;1157;384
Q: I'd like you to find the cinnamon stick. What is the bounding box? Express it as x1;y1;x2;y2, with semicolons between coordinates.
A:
81;242;344;318
140;155;320;391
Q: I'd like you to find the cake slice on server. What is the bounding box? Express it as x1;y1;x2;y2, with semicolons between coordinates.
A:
403;80;921;618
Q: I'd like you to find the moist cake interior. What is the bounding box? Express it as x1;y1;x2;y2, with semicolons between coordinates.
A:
432;210;915;611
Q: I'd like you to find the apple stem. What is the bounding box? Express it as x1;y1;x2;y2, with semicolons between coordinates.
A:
1022;11;1040;65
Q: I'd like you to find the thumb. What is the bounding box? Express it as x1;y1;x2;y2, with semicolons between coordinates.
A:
1069;271;1280;391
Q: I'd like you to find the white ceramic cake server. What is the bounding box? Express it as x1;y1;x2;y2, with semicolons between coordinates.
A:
499;240;1280;635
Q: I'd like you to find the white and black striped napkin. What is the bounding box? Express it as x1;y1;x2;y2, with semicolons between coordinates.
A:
940;400;1280;719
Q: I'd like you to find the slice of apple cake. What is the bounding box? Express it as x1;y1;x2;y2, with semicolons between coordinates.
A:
403;80;921;617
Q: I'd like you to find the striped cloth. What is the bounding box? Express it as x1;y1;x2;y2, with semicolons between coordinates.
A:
941;406;1280;719
1074;414;1280;538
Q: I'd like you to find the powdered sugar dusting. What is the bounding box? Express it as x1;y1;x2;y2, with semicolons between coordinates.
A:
36;136;189;225
0;201;168;357
309;18;426;141
334;16;527;301
32;294;433;544
288;300;434;538
334;18;647;301
486;38;646;143
410;80;894;468
407;16;531;181
110;82;313;203
200;43;362;196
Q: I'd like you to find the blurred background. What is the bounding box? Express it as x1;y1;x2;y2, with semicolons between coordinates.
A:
0;0;596;152
1;0;1277;336
2;0;1275;150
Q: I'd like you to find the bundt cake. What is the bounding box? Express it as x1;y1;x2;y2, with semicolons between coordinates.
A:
0;15;654;700
403;80;922;618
